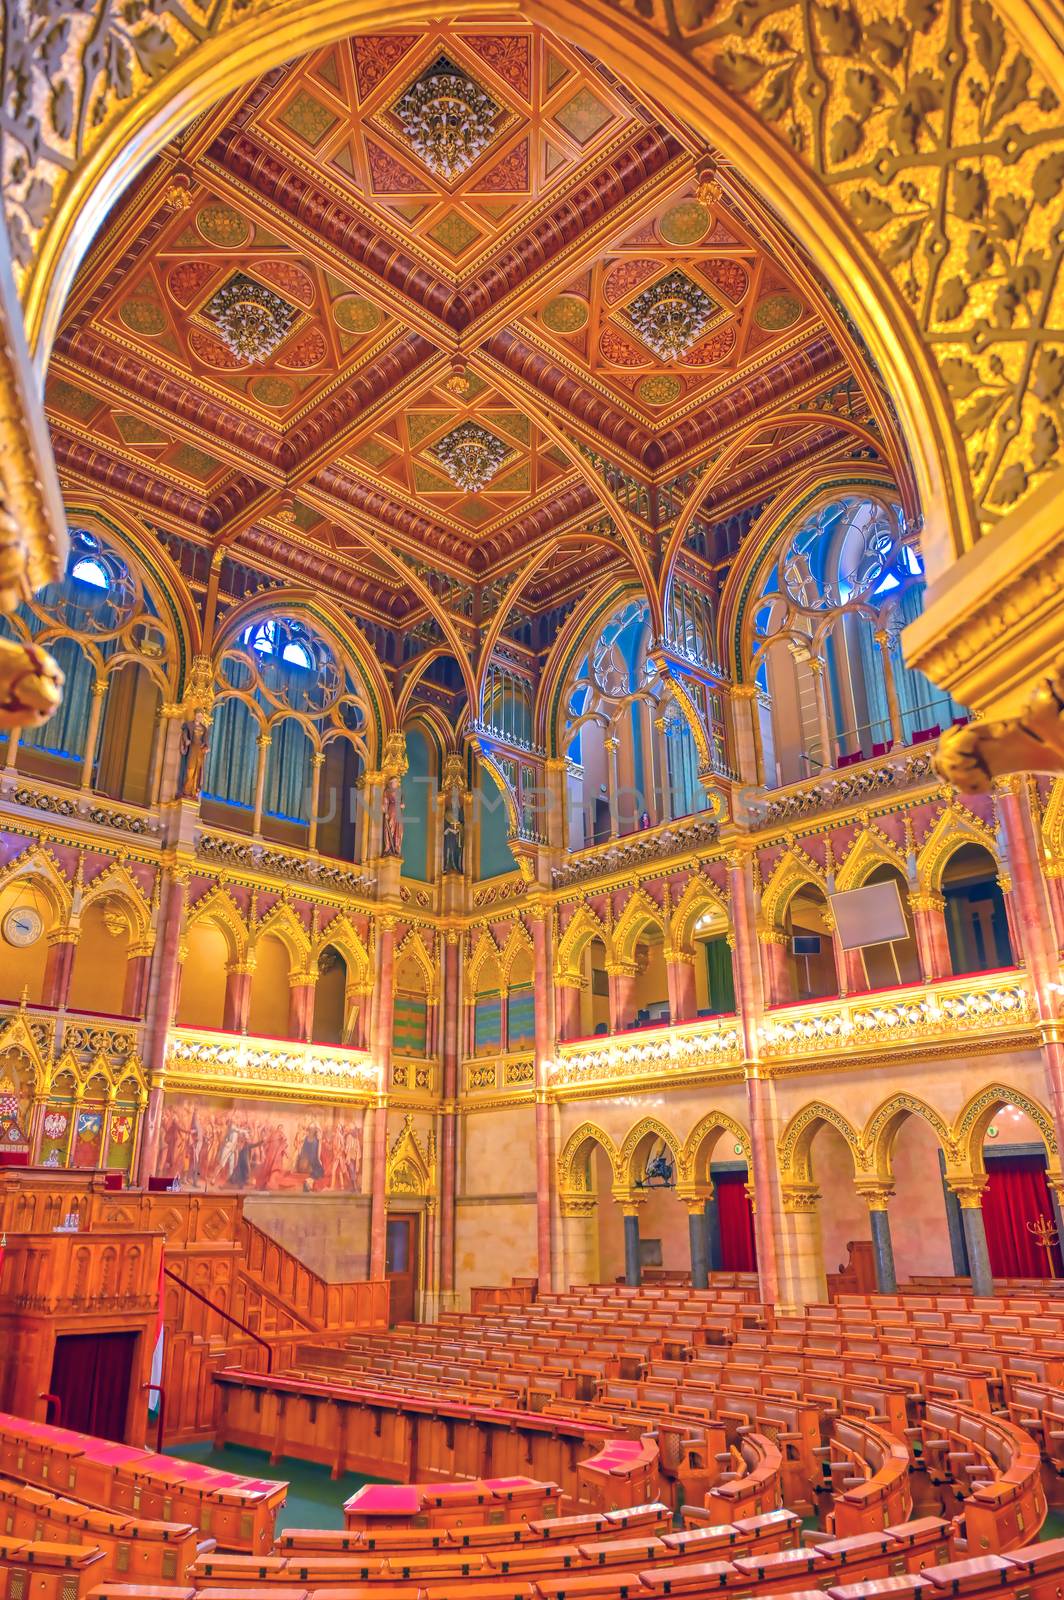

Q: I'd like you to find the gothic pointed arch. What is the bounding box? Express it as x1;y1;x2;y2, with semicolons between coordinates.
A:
80;861;152;946
556;1121;621;1196
761;846;827;933
953;1083;1059;1176
612;888;666;968
835;827;908;893
0;845;71;924
917;805;1000;895
679;1111;752;1189
777;1101;866;1187
394;929;437;1003
555;906;608;985
387;1114;436;1197
862;1092;959;1180
183;885;248;965
253;901;312;970
619;1115;681;1192
669;874;730;957
466;931;504;996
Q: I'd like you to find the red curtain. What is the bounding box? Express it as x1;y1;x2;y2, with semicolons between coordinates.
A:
717;1172;757;1271
982;1155;1063;1278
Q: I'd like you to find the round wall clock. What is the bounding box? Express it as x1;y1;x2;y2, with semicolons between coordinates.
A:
3;907;44;948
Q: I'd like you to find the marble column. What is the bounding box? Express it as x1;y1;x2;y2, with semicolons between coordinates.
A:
439;933;460;1303
808;657;834;769
622;1205;642;1287
730;684;762;786
531;910;555;1290
909;892;952;982
222;963;253;1033
369;919;397;1282
606;963;636;1032
122;947;153;1018
950;1180;994;1298
859;1185;898;1292
288;972;316;1042
703;1186;721;1273
666;955;697;1023
137;869;187;1184
758;930;791;1007
604;736;621;837
687;1198;709;1289
42;933;77;1008
556;982;582;1042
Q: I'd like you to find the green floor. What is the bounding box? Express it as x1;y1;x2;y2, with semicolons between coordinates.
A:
164;1441;389;1531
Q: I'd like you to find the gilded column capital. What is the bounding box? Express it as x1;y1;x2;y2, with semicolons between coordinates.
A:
855;1181;896;1211
947;1176;989;1209
780;1182;820;1214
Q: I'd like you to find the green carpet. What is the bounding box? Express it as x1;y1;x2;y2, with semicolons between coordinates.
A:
164;1441;389;1531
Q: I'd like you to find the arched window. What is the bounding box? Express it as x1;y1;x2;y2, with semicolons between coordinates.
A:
561;597;714;842
204;613;372;855
6;525;173;801
751;494;966;784
942;844;1014;975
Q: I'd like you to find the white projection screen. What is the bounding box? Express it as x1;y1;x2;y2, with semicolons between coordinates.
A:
828;879;909;951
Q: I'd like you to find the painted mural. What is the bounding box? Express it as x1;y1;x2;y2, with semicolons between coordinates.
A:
159;1095;365;1192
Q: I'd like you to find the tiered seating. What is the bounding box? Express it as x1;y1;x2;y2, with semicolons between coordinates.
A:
0;1413;285;1553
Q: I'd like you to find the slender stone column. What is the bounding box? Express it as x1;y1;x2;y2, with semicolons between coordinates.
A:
307;752;325;852
439;932;460;1303
874;629;905;747
251;733;271;838
42;932;77;1008
604;736;621;837
80;679;109;791
909;892;952;982
665;954;697;1023
621;1204;642;1287
808;657;834;769
369;919;397;1282
27;1093;49;1162
949;1179;994;1298
137;869;188;1183
531;909;555;1290
222;962;253;1033
858;1184;898;1292
730;684;762;786
686;1198;709;1289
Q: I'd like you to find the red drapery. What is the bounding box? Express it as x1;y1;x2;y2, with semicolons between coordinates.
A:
717;1172;757;1271
49;1331;138;1441
982;1154;1063;1278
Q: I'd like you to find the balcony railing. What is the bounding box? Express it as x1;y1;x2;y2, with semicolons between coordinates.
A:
165;1025;379;1101
550;1013;743;1089
758;969;1034;1061
0;999;143;1066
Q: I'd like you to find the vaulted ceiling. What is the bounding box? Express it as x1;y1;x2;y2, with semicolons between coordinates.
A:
47;20;906;686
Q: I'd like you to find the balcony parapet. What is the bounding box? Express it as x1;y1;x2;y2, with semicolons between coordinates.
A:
754;748;938;829
195;826;373;896
759;969;1035;1064
0;773;161;841
549;1014;743;1091
552;816;721;889
164;1025;379;1103
0;1000;142;1068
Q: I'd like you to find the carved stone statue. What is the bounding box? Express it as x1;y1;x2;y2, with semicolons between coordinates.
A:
0;639;64;731
443;782;464;873
381;773;405;856
179;708;210;799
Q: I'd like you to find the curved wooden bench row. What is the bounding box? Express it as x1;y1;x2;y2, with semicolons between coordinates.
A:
917;1401;1045;1552
277;1503;671;1554
826;1417;913;1537
0;1413;285;1553
681;1432;783;1529
344;1479;562;1530
0;1472;207;1584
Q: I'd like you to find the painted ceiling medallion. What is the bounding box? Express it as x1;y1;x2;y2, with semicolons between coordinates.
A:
203;272;298;363
621;269;716;361
392;55;502;181
430;421;510;491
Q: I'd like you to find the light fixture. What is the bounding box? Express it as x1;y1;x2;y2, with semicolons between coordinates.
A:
430;420;510;492
622;270;716;362
205;272;297;364
393;56;501;181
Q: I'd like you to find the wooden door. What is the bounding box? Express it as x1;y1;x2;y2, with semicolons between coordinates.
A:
50;1330;138;1441
385;1213;419;1325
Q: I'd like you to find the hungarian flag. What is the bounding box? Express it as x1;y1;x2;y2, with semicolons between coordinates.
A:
148;1250;164;1421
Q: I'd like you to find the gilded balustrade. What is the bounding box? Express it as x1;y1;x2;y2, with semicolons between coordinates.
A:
164;1024;379;1103
550;1014;744;1091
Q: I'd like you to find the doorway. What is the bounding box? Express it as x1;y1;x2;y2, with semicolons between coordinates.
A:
385;1213;420;1325
50;1330;138;1441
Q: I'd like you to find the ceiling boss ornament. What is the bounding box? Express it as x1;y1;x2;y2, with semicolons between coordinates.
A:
622;270;716;361
392;56;502;181
430;421;511;492
204;273;298;364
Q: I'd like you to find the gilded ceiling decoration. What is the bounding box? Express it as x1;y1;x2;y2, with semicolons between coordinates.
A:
392;55;505;181
430;421;513;492
620;270;717;361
